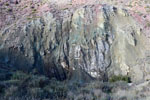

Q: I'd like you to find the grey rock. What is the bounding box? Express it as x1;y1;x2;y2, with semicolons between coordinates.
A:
0;5;146;82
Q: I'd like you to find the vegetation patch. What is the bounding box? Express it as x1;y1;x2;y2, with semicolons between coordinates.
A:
7;8;12;12
109;75;131;83
11;71;29;80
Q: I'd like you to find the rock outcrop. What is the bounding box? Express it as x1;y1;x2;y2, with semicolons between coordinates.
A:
0;4;147;82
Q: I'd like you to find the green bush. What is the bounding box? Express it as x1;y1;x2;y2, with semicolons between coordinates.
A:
11;71;29;80
4;86;18;99
43;80;68;99
7;8;12;12
28;87;45;98
109;75;131;83
28;75;49;88
5;3;9;6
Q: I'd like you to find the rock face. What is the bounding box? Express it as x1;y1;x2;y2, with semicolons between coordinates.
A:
0;4;146;82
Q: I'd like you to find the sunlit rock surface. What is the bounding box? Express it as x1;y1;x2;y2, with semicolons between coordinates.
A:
0;4;147;82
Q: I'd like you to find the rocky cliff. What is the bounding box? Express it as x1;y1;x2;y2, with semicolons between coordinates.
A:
0;3;148;82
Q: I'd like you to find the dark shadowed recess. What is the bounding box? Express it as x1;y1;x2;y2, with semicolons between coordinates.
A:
0;48;65;80
0;48;95;82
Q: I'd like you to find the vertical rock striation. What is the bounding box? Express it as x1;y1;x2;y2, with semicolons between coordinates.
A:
0;4;146;82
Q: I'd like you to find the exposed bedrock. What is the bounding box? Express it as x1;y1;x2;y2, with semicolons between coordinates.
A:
0;4;147;82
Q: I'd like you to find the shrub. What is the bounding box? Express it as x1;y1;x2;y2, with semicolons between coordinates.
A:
28;87;45;98
27;17;32;20
0;83;5;93
28;75;49;88
5;3;9;6
11;71;29;80
109;75;131;83
43;82;68;99
146;22;150;27
4;86;18;99
7;8;12;12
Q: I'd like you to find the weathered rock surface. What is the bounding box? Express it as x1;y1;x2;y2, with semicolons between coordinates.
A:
0;4;147;82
